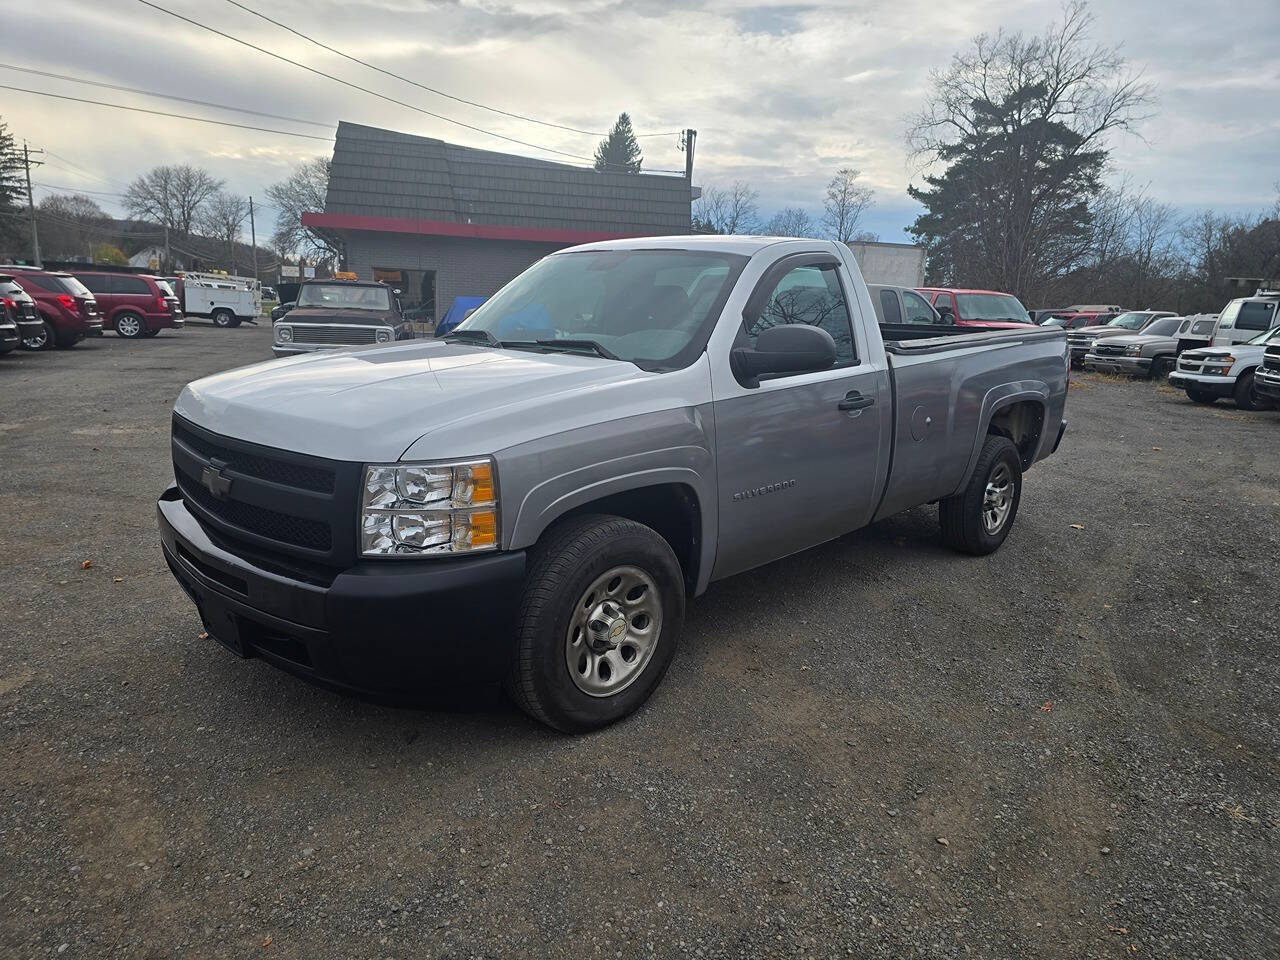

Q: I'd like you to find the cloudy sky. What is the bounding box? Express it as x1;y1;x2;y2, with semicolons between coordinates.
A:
5;0;1279;242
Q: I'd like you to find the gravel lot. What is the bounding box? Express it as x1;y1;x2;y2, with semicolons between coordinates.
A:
2;323;1277;959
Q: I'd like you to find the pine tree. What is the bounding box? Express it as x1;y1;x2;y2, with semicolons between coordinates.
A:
593;113;642;173
0;119;28;255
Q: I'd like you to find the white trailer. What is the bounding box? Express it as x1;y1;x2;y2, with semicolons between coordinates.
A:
846;241;926;288
178;272;262;327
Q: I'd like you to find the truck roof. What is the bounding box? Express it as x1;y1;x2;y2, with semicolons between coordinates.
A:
560;235;829;256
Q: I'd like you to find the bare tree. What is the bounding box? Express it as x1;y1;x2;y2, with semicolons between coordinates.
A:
692;180;760;235
124;164;223;239
197;191;249;271
763;207;817;238
822;168;874;243
36;193;109;259
267;157;342;261
906;1;1154;301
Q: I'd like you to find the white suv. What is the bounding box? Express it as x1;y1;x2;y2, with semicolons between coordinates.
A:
1168;325;1280;411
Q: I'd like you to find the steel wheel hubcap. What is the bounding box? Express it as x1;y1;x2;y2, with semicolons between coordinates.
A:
565;565;662;697
982;463;1014;534
118;316;141;336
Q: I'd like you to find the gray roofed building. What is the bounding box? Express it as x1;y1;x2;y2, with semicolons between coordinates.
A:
303;122;694;322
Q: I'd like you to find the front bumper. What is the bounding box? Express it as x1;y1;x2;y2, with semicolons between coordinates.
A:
271;342;332;357
0;322;17;349
1255;368;1280;400
16;318;44;339
157;487;527;693
1168;373;1236;397
1082;354;1150;375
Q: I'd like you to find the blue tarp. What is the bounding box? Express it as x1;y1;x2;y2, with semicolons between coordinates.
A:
435;296;487;337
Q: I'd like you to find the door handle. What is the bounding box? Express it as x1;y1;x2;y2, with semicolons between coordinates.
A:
838;391;875;411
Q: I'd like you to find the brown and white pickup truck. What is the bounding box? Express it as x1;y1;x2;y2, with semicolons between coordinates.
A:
272;278;416;356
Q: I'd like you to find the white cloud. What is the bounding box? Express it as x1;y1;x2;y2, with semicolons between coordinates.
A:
3;0;1277;236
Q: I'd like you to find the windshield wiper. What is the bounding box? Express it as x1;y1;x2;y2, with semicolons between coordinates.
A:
443;328;502;347
533;338;621;360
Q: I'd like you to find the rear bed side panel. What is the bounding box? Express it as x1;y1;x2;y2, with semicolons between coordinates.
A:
874;333;1067;520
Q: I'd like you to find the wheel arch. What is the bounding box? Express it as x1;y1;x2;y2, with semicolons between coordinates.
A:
509;473;711;597
953;386;1048;495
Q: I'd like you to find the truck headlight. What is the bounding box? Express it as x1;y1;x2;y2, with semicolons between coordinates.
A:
375;328;392;343
276;325;293;343
360;459;498;556
1125;344;1143;356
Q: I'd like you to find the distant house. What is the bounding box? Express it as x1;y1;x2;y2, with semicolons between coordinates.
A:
127;245;165;270
301;121;694;320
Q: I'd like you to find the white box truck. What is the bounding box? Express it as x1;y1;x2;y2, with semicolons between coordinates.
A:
846;241;926;287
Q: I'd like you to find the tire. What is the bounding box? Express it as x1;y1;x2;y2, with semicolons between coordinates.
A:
54;333;80;349
1186;389;1217;405
114;312;146;339
211;309;234;328
1149;356;1173;379
21;319;54;351
939;434;1023;556
1233;370;1271;411
142;328;160;338
506;514;685;733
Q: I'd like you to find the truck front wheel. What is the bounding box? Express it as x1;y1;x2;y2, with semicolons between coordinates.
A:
1186;389;1217;404
1233;370;1272;411
939;435;1023;555
506;514;685;733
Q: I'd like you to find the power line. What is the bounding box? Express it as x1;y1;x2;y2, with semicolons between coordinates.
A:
34;182;127;197
42;149;120;186
136;0;600;164
0;63;334;131
220;0;681;140
0;84;335;142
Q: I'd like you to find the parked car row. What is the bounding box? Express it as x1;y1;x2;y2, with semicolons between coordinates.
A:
1046;288;1280;412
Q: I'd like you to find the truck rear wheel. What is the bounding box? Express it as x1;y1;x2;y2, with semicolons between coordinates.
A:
506;514;685;733
211;309;238;328
939;435;1022;555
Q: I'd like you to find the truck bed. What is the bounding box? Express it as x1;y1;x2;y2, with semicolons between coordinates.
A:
873;326;1069;520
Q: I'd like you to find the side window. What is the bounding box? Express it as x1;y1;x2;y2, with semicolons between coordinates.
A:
932;292;956;316
878;288;902;324
746;263;856;365
901;290;936;324
1236;302;1275;332
113;275;150;295
28;274;64;293
79;274;110;294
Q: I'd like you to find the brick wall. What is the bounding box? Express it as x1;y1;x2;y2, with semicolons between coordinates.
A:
343;231;568;319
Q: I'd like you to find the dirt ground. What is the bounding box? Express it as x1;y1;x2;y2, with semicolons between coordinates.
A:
1;324;1277;959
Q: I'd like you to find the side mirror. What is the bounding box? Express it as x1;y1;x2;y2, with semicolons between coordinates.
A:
731;324;836;387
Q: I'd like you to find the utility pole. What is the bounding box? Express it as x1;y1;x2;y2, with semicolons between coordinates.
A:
22;142;43;267
683;128;697;181
248;195;258;282
163;222;171;273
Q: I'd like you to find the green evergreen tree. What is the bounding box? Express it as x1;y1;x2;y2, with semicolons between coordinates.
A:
593;113;643;173
0;119;29;256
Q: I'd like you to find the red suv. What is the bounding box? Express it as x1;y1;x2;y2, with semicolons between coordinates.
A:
75;271;183;339
0;266;102;349
916;287;1037;330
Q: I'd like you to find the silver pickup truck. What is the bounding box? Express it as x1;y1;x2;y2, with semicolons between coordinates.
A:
158;236;1068;732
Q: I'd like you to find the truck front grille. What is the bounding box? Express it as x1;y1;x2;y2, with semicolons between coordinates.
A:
290;325;379;345
1178;354;1209;373
171;416;359;566
1093;343;1127;357
1262;349;1280;374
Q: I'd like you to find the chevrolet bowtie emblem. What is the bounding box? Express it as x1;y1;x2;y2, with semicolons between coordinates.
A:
200;462;234;500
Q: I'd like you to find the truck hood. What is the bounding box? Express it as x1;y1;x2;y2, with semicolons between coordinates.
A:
1185;344;1265;361
174;340;653;462
1097;333;1170;347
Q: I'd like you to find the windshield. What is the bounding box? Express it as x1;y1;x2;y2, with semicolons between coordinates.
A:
296;283;391;311
57;275;92;298
1143;316;1183;337
1039;315;1068;327
456;249;747;369
1215;300;1242;328
1107;311;1155;330
1248;326;1280;345
955;293;1032;323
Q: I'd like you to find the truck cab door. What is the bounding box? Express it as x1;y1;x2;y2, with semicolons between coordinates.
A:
709;254;889;580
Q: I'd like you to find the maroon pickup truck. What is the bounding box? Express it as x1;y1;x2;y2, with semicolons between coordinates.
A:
0;266;102;349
